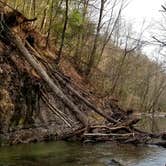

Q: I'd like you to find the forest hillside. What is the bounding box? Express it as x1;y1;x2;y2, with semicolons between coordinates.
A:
4;0;166;113
0;0;166;147
6;0;166;112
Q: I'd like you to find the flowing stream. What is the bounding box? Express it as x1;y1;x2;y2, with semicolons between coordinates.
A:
0;116;166;166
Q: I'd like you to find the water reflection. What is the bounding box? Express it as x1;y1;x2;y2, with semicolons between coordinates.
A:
0;141;166;166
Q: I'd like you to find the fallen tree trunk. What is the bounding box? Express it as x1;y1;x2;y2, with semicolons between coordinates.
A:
8;30;88;127
25;42;117;124
84;133;134;137
53;71;118;124
41;92;72;127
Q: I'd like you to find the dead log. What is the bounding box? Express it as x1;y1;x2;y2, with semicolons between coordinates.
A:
115;117;140;127
84;133;134;137
148;141;166;148
41;90;74;124
26;42;117;124
7;30;88;127
53;71;118;124
41;93;72;127
90;125;130;132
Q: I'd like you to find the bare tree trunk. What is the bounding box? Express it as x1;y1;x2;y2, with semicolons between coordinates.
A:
111;38;129;94
46;0;53;47
40;0;49;32
56;0;69;64
29;0;33;18
22;0;26;13
85;0;105;75
27;0;36;25
74;0;89;67
147;80;166;113
14;0;19;9
32;0;36;18
99;0;122;59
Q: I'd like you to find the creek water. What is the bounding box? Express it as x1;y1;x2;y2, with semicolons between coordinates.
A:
0;116;166;166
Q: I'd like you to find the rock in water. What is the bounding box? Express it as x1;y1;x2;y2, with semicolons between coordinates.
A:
106;159;123;166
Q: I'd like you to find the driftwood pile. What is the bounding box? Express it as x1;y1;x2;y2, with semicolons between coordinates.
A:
0;3;165;147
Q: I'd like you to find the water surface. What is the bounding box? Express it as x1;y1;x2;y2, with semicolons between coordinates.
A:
0;116;165;166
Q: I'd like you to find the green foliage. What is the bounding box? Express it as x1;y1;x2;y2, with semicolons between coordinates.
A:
69;9;83;29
